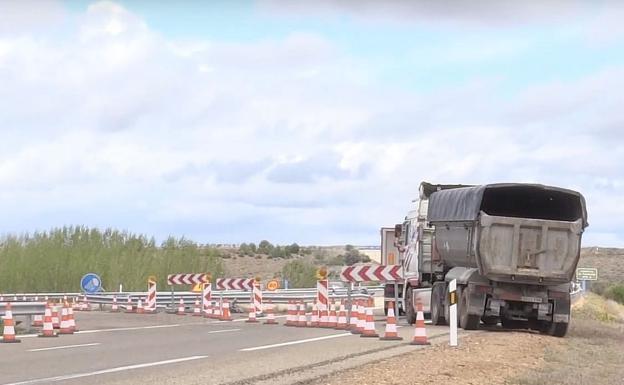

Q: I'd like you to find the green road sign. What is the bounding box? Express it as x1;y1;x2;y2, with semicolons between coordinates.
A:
576;267;598;281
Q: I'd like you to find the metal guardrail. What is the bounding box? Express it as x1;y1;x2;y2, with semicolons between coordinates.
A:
0;302;46;317
0;287;384;308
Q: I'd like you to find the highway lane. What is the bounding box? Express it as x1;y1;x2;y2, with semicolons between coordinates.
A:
1;311;462;385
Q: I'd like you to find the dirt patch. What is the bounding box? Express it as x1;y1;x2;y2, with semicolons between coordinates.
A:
307;331;559;385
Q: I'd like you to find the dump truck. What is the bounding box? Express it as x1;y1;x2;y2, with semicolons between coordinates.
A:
383;182;587;337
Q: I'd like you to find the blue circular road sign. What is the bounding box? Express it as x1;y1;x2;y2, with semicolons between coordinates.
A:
81;273;103;293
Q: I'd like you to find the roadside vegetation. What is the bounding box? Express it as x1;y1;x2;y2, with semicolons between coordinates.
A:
512;293;624;385
0;226;223;293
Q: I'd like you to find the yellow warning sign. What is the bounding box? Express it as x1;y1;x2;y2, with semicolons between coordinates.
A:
191;283;203;292
147;275;157;284
316;266;328;280
266;279;280;291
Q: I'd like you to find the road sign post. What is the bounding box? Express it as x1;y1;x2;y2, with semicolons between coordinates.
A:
449;279;458;347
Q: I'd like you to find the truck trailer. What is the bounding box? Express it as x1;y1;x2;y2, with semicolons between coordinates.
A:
383;182;587;337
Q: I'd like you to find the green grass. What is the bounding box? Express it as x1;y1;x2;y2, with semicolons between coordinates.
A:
0;226;224;293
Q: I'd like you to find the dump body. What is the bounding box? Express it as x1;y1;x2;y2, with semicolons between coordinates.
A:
428;183;587;286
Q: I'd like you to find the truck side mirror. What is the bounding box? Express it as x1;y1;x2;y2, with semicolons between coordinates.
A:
394;224;402;238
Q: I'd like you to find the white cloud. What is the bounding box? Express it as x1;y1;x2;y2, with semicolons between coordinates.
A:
0;1;623;246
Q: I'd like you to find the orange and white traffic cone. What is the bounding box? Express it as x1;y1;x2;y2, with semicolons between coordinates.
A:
297;302;307;327
410;300;430;345
59;304;73;335
335;301;347;330
193;298;201;316
246;306;258;323
205;300;214;319
38;303;58;338
110;296;119;312
32;313;44;327
67;302;78;332
380;301;403;341
263;301;278;325
319;303;329;328
51;305;61;329
284;301;295;327
310;301;319;328
1;303;21;343
125;297;134;313
327;302;337;328
220;300;232;321
349;301;359;333
177;298;186;315
137;298;145;314
213;300;222;319
360;306;379;338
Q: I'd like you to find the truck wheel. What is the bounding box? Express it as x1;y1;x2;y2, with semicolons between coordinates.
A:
405;288;416;325
430;282;446;325
547;322;569;337
459;287;480;330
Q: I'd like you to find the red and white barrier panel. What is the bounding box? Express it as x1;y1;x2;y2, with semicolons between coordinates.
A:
216;278;254;291
146;280;157;312
202;283;212;317
340;265;403;282
252;282;263;314
317;279;328;327
167;273;210;285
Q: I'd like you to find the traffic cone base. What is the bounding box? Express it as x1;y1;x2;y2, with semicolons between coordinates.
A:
360;307;379;338
380;301;403;341
1;304;21;343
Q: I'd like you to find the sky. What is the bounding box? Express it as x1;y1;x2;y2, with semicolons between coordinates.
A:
1;1;624;246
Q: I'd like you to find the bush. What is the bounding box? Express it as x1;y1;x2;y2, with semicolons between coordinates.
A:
282;260;317;288
605;284;624;305
0;226;224;292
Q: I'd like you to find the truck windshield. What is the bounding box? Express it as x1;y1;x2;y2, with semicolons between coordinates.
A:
480;186;583;222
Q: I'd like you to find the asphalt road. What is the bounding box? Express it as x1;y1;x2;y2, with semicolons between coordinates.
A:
1;310;465;385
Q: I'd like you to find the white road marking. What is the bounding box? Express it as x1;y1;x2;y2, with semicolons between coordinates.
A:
208;328;240;334
240;333;352;352
75;324;180;334
2;355;208;385
28;343;101;352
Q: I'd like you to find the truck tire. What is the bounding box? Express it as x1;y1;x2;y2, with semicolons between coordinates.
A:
459;287;480;330
405;287;416;325
430;282;446;325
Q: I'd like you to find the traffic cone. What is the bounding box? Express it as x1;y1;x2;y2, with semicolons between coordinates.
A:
310;301;319;328
59;305;73;335
284;301;295;326
177;298;186;315
111;296;119;312
297;302;307;327
380;301;403;341
410;300;430;345
349;301;359;333
335;302;347;330
263;301;278;325
67;302;78;332
204;300;213;319
327;302;337;328
32;313;44;327
1;303;21;343
193;298;201;316
126;297;134;313
51;305;60;329
246;306;259;323
213;300;222;319
360;306;379;338
220;300;232;321
39;304;58;338
137;298;145;314
319;303;329;328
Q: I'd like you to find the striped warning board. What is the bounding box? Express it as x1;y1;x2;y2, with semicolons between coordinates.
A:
167;273;210;286
216;278;254;290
